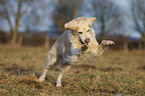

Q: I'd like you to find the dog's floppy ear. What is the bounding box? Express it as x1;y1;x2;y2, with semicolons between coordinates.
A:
65;21;77;30
88;17;96;27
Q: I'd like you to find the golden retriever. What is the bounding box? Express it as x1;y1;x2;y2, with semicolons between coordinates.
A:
38;17;115;87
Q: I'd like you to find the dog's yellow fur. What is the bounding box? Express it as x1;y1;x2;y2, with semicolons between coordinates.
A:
38;17;115;87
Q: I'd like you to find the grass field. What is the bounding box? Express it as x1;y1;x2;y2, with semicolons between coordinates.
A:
0;45;145;96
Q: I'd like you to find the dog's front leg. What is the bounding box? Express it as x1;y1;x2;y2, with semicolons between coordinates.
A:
93;40;115;57
72;44;88;55
100;40;115;48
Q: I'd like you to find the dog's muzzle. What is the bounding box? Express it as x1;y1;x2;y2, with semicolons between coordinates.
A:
79;38;84;44
79;38;90;45
85;38;90;44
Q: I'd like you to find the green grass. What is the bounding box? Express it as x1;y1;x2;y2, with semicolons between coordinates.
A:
0;45;145;96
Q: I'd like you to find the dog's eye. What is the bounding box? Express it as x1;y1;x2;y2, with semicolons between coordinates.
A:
78;32;83;34
87;29;90;32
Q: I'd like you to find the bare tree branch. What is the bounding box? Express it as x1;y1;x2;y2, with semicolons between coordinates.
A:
131;0;145;40
92;0;121;39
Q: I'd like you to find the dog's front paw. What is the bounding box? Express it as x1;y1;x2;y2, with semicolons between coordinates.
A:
82;44;88;51
101;40;115;47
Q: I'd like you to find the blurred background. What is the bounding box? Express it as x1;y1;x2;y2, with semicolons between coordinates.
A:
0;0;145;51
0;0;145;95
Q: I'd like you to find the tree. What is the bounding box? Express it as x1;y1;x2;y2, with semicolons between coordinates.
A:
51;0;82;34
131;0;145;41
92;0;122;39
0;0;13;36
0;0;33;45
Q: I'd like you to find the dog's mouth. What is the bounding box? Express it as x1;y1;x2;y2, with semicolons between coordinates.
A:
79;38;85;44
79;38;89;45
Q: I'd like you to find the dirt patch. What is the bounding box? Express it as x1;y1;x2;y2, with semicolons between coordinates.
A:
19;80;43;89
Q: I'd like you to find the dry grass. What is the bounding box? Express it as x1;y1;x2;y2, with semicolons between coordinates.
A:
0;45;145;96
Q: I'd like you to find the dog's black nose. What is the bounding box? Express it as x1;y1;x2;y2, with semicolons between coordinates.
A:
85;38;90;43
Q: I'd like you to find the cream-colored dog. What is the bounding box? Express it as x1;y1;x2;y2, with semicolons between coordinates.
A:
38;17;114;87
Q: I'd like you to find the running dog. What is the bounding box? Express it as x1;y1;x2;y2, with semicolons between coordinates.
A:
38;17;115;87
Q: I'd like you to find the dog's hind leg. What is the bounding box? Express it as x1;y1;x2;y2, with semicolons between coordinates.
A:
56;64;72;87
38;51;57;83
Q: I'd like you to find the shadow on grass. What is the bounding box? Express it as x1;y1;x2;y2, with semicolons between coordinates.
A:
72;64;96;70
19;79;43;89
99;67;122;72
4;64;31;75
138;65;145;70
0;63;6;67
34;72;42;78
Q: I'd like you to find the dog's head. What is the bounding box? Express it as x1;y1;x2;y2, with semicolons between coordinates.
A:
65;17;96;44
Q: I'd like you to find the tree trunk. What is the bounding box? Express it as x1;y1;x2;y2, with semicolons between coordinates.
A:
138;42;142;51
26;24;30;34
143;41;145;51
11;20;19;45
10;0;22;45
18;36;23;46
99;16;105;40
124;42;128;52
72;6;77;19
44;36;49;49
7;18;13;37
